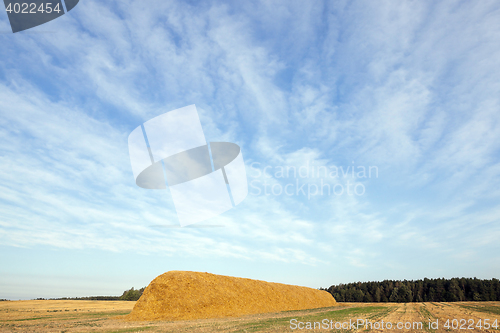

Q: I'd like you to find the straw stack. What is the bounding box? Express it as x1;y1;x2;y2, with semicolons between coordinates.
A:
125;271;336;321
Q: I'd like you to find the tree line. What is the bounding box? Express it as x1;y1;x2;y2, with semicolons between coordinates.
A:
32;287;146;301
37;296;120;301
323;278;500;302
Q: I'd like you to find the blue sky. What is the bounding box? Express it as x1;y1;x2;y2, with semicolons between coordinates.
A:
1;0;500;300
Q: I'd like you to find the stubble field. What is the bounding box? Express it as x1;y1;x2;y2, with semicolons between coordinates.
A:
0;300;499;332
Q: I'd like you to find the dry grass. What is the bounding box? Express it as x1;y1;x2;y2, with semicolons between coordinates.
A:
1;300;499;332
125;271;337;321
0;299;135;332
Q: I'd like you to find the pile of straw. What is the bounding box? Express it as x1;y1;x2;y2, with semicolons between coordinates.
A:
125;271;336;321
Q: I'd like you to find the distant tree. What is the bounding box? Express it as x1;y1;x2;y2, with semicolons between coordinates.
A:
389;288;399;302
120;287;145;301
398;285;412;303
374;287;381;302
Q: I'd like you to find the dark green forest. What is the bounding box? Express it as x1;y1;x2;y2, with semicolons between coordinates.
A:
323;278;500;302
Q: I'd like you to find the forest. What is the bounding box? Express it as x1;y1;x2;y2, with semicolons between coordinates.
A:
324;277;500;302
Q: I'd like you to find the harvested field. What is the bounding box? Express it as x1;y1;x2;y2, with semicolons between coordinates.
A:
1;300;500;332
0;299;135;332
125;271;337;321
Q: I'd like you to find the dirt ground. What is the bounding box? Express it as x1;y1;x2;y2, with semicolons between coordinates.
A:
0;300;499;332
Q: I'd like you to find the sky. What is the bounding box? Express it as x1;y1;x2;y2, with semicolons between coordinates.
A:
0;0;500;300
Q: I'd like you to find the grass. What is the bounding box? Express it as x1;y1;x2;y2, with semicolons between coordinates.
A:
104;326;154;333
419;304;437;319
456;303;500;316
366;305;395;321
229;306;391;332
3;316;48;322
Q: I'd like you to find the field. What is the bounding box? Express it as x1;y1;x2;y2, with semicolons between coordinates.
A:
0;300;499;332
